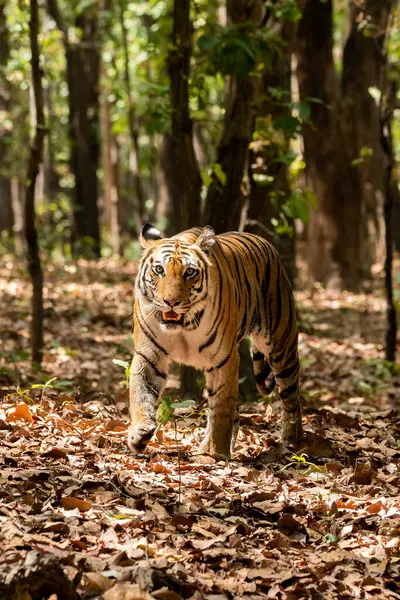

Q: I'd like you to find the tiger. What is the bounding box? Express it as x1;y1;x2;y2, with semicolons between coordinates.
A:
127;223;303;458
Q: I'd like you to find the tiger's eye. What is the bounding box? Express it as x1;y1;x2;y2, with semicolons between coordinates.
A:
185;267;197;278
154;265;164;276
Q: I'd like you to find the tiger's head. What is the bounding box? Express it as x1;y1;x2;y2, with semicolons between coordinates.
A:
136;223;216;330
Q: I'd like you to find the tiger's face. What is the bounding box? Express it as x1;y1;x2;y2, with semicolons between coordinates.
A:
137;224;215;330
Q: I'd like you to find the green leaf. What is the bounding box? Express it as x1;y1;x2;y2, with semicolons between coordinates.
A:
213;163;226;185
156;397;174;424
291;101;311;122
113;359;130;369
197;34;217;51
201;168;212;187
273;115;301;139
170;399;196;409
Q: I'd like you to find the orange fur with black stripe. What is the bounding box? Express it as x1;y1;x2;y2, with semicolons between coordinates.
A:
128;223;303;458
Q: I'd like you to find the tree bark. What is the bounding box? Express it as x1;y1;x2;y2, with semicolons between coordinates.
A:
46;0;101;258
202;0;261;232
0;0;13;234
381;74;398;363
119;0;146;233
341;0;395;273
295;0;364;290
11;177;24;256
25;0;46;365
159;0;202;235
246;21;296;286
101;91;123;254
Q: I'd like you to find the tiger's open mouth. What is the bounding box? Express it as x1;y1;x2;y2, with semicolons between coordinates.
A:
160;311;183;325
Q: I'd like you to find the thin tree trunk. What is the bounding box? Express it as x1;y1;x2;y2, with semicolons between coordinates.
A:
0;0;13;234
25;0;46;365
159;0;202;235
381;84;397;363
119;0;146;232
11;177;24;256
101;92;122;254
202;0;261;232
46;0;101;258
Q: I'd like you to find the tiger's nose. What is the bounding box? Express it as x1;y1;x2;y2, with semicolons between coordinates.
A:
164;298;181;307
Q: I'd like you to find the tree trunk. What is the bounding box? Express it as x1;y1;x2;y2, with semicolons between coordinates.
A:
202;0;261;232
119;0;146;233
46;0;101;258
382;113;397;363
246;21;296;286
101;92;123;254
11;177;24;256
381;72;398;363
295;0;364;290
25;0;46;365
341;0;395;273
0;0;13;234
159;0;202;235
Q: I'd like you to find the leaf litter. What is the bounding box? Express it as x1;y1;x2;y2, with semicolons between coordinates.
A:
0;258;399;599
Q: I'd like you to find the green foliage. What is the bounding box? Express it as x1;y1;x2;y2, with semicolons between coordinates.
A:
156;396;196;426
282;452;325;476
265;0;302;22
112;358;131;387
351;146;374;167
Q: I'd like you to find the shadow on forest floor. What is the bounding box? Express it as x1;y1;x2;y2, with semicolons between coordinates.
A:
0;257;399;599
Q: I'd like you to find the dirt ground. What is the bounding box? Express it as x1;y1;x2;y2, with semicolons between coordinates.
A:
0;257;399;599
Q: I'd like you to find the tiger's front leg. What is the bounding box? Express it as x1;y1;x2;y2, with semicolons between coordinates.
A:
127;349;167;453
198;348;239;459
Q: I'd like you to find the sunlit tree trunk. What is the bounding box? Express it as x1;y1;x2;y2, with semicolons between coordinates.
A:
25;0;46;365
11;177;24;256
46;0;101;258
119;0;146;233
101;92;123;254
0;0;13;234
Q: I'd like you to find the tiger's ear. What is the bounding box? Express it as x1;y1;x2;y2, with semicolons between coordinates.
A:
140;222;163;248
195;226;216;255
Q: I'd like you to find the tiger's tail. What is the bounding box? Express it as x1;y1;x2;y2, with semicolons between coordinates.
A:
252;346;276;396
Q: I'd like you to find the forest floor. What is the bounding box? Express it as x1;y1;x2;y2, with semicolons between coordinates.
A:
0;257;400;600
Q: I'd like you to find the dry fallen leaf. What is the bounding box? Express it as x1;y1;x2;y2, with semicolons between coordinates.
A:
103;583;155;600
61;496;93;512
7;402;34;423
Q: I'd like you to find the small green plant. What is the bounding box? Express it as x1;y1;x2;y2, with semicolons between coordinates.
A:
156;396;196;427
281;452;324;476
112;359;131;387
156;396;196;504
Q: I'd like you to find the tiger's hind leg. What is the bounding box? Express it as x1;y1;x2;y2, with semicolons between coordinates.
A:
252;335;303;443
252;344;276;396
272;353;303;443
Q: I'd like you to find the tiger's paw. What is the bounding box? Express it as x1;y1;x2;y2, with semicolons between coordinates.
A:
197;437;231;461
127;423;156;454
281;410;304;444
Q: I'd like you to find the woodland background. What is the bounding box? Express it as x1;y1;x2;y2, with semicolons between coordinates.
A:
0;1;400;599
